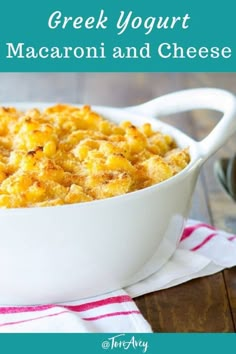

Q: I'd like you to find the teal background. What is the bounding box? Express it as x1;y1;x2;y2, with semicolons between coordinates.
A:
0;0;235;71
1;333;236;353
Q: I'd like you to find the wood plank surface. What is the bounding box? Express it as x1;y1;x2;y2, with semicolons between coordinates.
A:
135;273;233;332
0;73;235;332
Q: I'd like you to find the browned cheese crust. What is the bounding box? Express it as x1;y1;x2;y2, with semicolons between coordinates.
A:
0;105;190;208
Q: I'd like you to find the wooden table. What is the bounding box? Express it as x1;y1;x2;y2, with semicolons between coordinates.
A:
0;72;236;332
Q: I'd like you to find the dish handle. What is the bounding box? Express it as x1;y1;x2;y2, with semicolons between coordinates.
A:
127;88;236;163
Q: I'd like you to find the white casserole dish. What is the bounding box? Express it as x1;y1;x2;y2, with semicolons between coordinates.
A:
0;88;236;305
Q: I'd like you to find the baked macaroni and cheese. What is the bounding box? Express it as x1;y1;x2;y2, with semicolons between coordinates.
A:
0;104;190;208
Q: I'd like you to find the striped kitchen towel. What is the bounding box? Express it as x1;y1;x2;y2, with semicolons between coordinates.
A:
0;219;236;333
0;290;150;333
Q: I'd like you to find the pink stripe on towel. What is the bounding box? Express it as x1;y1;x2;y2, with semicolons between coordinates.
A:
181;223;216;242
82;310;141;321
191;233;217;251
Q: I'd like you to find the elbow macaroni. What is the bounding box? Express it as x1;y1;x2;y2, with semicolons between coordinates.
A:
0;104;190;208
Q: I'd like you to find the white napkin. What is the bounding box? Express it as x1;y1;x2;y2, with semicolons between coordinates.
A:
0;220;235;333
